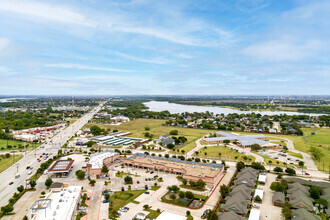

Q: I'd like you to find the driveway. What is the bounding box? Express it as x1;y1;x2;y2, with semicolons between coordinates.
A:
256;173;282;220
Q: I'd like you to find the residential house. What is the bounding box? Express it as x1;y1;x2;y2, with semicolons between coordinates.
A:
218;210;244;220
273;192;285;207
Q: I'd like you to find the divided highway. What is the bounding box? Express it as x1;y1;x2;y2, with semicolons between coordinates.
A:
0;103;104;207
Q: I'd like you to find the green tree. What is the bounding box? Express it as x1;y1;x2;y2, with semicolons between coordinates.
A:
236;161;245;171
145;127;150;131
89;179;96;186
270;182;286;193
220;185;230;198
104;193;110;201
30;180;36;189
124;175;133;184
185;191;194;199
143;204;150;210
182;178;187;185
282;202;292;220
285;168;296;176
90;125;102;136
169;130;178;135
102;165;109;174
273;167;283;173
170;193;176;200
196;180;206;189
17;185;24;193
251;144;261;151
167;143;175;149
75;170;85;180
255;195;262;203
309;186;322;199
45;177;53;188
223;140;230;144
86;140;95;148
179;191;185;199
298;161;304;168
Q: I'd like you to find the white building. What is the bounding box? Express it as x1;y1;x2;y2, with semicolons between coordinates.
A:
30;185;81;220
156;212;187;220
254;188;264;202
258;174;267;184
248;209;260;220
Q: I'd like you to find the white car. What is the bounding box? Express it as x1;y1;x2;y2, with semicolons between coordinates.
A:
28;171;32;175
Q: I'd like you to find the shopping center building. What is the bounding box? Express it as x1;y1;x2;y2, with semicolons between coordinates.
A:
123;153;224;186
82;151;120;176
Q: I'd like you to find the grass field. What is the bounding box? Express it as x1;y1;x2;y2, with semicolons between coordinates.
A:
287;151;303;159
0;154;23;173
195;145;255;162
145;208;162;219
0;139;32;151
108;190;146;218
85;119;216;153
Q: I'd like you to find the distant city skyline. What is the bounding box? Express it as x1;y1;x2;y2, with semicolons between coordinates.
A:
0;0;329;95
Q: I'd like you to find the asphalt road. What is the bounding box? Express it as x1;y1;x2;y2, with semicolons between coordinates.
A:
0;102;104;207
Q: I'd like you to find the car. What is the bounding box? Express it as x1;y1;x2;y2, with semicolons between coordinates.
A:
305;173;310;175
289;162;294;165
287;158;291;161
135;186;138;190
15;174;20;179
295;159;300;161
144;191;150;194
28;171;32;175
26;166;30;169
137;181;140;184
40;155;42;158
150;171;154;174
9;182;14;185
145;178;148;181
273;157;278;159
253;204;260;209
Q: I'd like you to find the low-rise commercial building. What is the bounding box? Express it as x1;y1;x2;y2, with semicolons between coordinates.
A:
123;153;224;186
29;185;81;220
82;151;120;176
202;131;280;148
48;160;74;178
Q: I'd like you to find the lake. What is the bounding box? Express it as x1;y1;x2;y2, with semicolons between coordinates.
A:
143;101;323;116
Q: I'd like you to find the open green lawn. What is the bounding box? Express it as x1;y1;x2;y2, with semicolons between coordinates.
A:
145;209;162;219
0;139;33;151
85;119;216;153
195;145;255;162
287;151;303;159
108;190;146;218
0;154;23;173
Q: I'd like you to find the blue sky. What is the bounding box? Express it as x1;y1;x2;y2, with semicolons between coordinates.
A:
0;0;329;95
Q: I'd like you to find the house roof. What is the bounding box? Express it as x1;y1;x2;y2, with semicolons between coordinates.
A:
230;184;253;195
288;191;314;211
218;211;244;220
227;190;252;201
273;192;285;204
292;208;321;220
222;197;249;215
161;138;175;146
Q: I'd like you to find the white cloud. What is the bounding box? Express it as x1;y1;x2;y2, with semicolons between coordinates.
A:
111;50;171;65
243;40;322;61
0;0;96;27
44;63;134;72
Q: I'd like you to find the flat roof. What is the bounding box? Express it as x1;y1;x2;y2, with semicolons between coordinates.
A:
126;153;223;178
254;188;264;200
30;186;81;220
206;131;269;146
258;174;267;183
48;160;74;173
156;212;187;220
248;209;260;220
88;151;119;169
